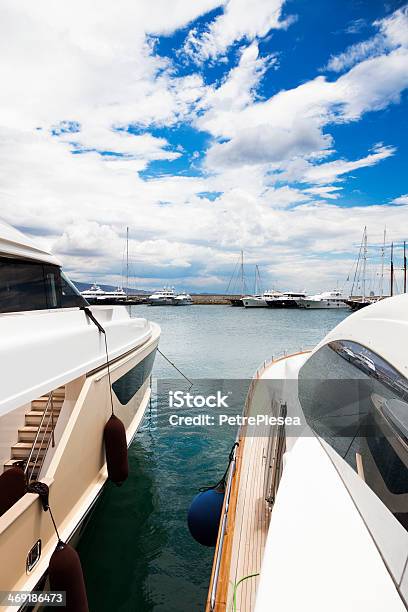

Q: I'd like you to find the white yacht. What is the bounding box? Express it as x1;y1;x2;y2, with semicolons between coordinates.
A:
297;289;349;309
173;292;193;306
148;287;176;305
148;287;192;306
0;221;160;608
207;295;408;611
81;284;127;303
242;291;282;308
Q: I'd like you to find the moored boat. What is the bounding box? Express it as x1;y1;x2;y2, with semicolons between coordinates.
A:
242;291;282;308
81;283;127;304
297;289;348;309
148;287;192;305
0;220;160;607
205;294;408;611
266;291;306;308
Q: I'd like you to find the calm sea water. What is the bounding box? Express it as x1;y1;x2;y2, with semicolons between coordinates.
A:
78;305;349;611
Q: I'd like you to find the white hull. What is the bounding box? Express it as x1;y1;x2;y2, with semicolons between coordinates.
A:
298;299;349;309
0;313;160;610
242;297;267;308
208;295;408;612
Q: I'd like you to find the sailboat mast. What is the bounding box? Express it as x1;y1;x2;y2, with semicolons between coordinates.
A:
380;227;386;298
404;240;407;294
126;226;129;298
240;250;244;296
390;241;394;297
362;227;367;301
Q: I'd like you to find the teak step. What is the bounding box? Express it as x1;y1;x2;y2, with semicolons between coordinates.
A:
25;411;52;426
31;403;62;413
18;426;52;442
11;442;47;459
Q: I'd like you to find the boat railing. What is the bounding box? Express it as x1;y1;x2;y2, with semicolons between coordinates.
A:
264;402;287;506
24;391;56;484
243;347;310;416
209;440;239;611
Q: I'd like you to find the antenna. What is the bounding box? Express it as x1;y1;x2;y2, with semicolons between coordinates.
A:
380;227;386;297
240;250;244;296
390;241;394;297
362;227;367;301
126;227;129;298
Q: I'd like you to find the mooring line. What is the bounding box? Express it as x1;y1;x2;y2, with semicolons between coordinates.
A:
157;348;193;389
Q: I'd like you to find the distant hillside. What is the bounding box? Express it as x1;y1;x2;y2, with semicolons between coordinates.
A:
72;281;150;295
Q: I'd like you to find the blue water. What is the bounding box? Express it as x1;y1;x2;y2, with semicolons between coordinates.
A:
78;305;349;611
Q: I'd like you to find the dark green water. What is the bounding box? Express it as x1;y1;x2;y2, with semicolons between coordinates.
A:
78;305;349;611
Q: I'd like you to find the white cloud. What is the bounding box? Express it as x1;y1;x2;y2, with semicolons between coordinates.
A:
183;0;293;63
392;194;408;205
0;1;407;293
325;5;408;72
294;144;396;185
304;185;342;200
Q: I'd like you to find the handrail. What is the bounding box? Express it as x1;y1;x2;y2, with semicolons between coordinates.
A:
209;440;239;611
265;402;287;506
24;391;57;484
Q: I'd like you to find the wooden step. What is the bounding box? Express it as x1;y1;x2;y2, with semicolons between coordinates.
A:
31;398;63;409
11;442;47;459
18;426;52;442
25;411;51;426
31;403;62;413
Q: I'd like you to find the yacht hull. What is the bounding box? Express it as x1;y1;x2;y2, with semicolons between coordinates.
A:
0;322;160;609
266;300;299;308
242;297;267;308
298;300;349;309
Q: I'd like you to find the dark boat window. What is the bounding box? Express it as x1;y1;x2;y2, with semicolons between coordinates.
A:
60;272;87;308
0;257;87;313
299;340;408;531
112;349;156;405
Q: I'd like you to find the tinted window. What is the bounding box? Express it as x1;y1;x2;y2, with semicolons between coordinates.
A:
299;340;408;530
0;258;87;313
112;349;156;405
0;259;48;312
60;272;87;308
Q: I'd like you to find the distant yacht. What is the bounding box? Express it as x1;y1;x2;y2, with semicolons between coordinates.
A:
297;290;349;309
173;292;193;306
266;291;306;308
81;283;127;304
148;287;192;306
242;290;282;308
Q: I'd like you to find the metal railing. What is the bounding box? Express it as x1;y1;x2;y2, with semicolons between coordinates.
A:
24;391;56;484
264;402;287;507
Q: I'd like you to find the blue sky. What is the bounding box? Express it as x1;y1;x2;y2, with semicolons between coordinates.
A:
0;0;407;292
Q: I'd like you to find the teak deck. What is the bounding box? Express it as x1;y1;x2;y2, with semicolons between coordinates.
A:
206;429;271;611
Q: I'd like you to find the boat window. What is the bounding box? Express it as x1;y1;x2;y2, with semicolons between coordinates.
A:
299;340;408;531
60;272;87;308
112;349;156;405
0;258;87;313
0;259;48;312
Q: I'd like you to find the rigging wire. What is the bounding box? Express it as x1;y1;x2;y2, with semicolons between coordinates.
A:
157;348;193;389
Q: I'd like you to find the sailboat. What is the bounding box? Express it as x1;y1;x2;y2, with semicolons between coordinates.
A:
227;251;247;307
242;266;282;307
344;227;392;310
